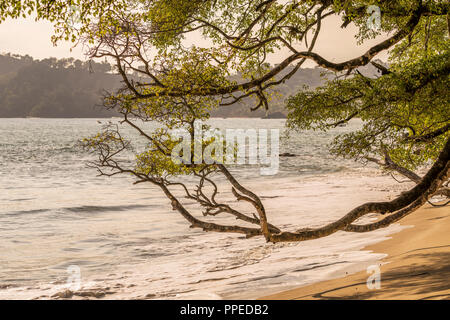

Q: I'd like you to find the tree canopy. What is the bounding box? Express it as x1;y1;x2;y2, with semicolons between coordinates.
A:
1;0;448;242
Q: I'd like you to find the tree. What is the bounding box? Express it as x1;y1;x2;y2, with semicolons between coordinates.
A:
2;0;449;242
285;10;450;200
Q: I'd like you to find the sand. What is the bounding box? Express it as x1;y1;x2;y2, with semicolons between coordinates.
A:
260;205;450;300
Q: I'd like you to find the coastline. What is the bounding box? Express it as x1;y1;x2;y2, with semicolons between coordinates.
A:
260;205;450;300
1;118;413;300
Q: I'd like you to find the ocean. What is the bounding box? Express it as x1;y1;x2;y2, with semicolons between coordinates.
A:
0;118;411;299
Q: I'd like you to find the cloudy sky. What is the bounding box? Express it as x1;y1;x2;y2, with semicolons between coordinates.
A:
0;15;389;65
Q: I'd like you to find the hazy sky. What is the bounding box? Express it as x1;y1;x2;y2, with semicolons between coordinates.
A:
0;15;389;66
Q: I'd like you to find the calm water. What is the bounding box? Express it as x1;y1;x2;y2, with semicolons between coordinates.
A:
0;118;409;299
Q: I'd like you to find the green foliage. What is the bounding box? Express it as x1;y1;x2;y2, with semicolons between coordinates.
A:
0;1;341;89
0;0;128;43
287;13;449;170
2;0;449;175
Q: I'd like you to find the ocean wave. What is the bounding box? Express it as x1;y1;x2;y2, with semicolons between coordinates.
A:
1;208;50;217
2;204;153;217
64;204;152;213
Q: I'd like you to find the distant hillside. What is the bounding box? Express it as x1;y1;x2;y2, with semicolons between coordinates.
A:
0;54;121;118
212;66;328;118
211;61;385;118
0;53;384;118
0;53;34;77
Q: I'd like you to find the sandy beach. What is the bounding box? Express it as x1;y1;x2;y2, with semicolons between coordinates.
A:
261;205;450;300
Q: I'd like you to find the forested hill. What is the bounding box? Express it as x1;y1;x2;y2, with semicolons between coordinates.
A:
0;54;120;117
0;53;382;118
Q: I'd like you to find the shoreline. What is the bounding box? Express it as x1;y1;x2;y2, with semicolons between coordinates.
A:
260;205;450;300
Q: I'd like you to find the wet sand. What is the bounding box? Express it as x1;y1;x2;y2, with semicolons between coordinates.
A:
261;205;450;300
